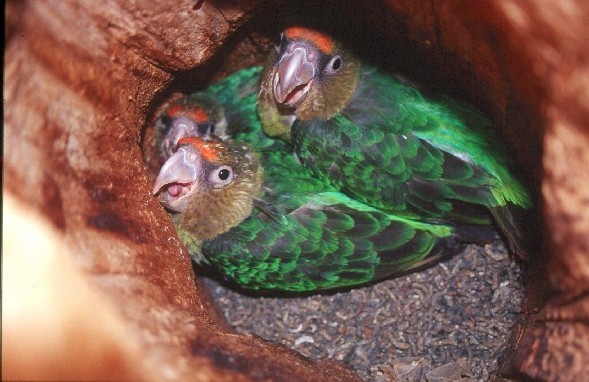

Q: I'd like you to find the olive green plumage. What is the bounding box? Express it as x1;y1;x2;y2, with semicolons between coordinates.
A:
152;68;492;291
258;27;534;256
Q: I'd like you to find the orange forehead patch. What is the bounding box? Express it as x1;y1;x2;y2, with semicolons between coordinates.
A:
284;27;333;54
178;136;223;162
166;103;209;123
185;107;209;124
166;104;184;118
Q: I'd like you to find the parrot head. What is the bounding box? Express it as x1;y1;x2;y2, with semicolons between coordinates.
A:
155;95;228;159
259;26;361;139
152;135;263;240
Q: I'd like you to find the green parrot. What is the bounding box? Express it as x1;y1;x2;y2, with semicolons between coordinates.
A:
151;75;495;291
257;26;535;257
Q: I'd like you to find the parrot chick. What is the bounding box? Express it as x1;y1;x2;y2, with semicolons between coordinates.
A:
153;135;495;292
258;26;537;257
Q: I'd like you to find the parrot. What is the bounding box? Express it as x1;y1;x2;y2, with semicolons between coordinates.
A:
257;26;535;257
150;71;496;291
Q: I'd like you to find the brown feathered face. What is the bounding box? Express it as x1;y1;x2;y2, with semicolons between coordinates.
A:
152;136;263;240
266;26;361;121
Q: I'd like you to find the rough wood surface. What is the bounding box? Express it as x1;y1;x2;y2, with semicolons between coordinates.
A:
489;1;589;380
4;0;589;380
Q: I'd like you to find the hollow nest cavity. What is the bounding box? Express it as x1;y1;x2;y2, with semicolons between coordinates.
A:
5;1;589;381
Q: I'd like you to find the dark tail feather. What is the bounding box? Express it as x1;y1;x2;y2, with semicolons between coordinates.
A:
372;230;469;282
372;213;533;283
451;222;498;245
392;222;499;275
489;204;539;258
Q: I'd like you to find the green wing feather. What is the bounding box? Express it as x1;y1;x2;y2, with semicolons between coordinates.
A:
291;66;533;254
202;188;463;291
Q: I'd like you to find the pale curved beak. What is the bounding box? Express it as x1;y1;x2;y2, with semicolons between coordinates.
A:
152;147;198;196
273;44;316;106
152;147;200;212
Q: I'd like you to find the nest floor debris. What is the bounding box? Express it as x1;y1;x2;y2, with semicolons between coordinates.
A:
205;240;523;381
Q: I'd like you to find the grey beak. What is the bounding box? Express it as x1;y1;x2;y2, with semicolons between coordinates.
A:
273;45;316;105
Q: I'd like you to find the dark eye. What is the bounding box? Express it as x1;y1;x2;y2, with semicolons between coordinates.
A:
158;115;173;132
198;123;218;136
210;165;234;187
325;55;342;75
218;168;230;180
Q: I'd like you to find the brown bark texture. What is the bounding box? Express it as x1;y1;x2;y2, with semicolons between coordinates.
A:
3;0;588;380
